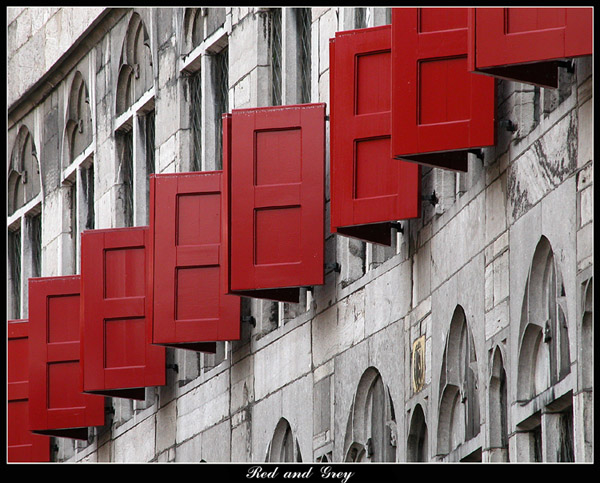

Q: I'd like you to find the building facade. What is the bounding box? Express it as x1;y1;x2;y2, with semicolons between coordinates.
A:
7;7;593;463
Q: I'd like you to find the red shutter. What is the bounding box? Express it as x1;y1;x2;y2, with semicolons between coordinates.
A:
225;104;326;302
391;7;496;172
330;25;421;245
28;276;105;440
8;319;51;462
80;227;165;400
468;8;592;88
150;171;240;352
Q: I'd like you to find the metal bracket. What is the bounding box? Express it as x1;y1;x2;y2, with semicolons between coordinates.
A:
500;119;517;133
324;262;341;273
167;363;179;373
557;59;575;74
422;191;438;206
389;222;404;234
468;148;484;162
242;315;256;328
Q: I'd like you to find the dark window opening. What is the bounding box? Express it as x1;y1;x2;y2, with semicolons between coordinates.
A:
119;130;134;227
558;407;575;462
30;213;42;278
296;8;311;104
355;8;367;29
214;48;229;170
189;69;202;172
9;228;22;319
145;110;156;222
82;164;95;231
270;9;282;106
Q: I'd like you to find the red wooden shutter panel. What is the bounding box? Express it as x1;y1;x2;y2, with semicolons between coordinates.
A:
468;8;592;88
8;319;51;462
330;25;421;245
81;227;165;400
225;104;326;302
28;276;105;440
150;171;240;352
391;7;496;172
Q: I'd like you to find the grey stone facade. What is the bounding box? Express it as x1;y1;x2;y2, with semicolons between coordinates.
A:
7;7;593;463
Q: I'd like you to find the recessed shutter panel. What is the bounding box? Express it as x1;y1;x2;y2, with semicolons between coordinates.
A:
150;171;239;352
468;8;592;88
330;25;421;245
226;104;326;302
80;227;165;400
28;276;105;440
391;7;496;172
8;319;51;462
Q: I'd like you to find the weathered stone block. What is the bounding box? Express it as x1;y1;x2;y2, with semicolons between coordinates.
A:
254;323;311;401
156;400;177;454
112;415;156;462
177;370;230;442
364;260;411;337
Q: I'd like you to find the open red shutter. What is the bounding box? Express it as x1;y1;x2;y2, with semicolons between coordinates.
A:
28;276;105;440
391;7;496;172
150;171;239;352
468;8;592;88
8;319;51;462
330;25;421;245
225;104;326;302
80;226;165;400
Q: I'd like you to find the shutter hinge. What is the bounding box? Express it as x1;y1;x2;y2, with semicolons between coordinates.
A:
557;59;575;74
500;119;517;133
242;315;256;328
468;148;484;162
324;262;341;273
389;222;404;234
167;363;179;373
422;191;438;206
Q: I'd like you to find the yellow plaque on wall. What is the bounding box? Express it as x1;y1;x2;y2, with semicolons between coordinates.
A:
412;335;426;393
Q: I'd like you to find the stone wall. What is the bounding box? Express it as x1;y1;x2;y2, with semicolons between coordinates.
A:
7;8;593;464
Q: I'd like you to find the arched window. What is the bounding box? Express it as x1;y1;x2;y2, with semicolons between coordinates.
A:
407;404;428;462
184;8;204;53
61;71;95;274
437;306;480;459
488;347;509;461
8;127;41;215
65;71;93;164
343;367;397;462
580;277;593;390
516;236;575;462
266;418;302;462
115;12;155;227
517;236;571;401
8;126;42;319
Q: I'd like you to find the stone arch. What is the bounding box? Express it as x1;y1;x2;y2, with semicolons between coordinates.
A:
517;236;571;401
116;12;153;116
184;7;204;53
8;126;41;215
581;277;593;390
63;71;93;165
407;403;428;462
437;305;480;457
343;366;396;462
489;346;509;460
266;417;302;462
